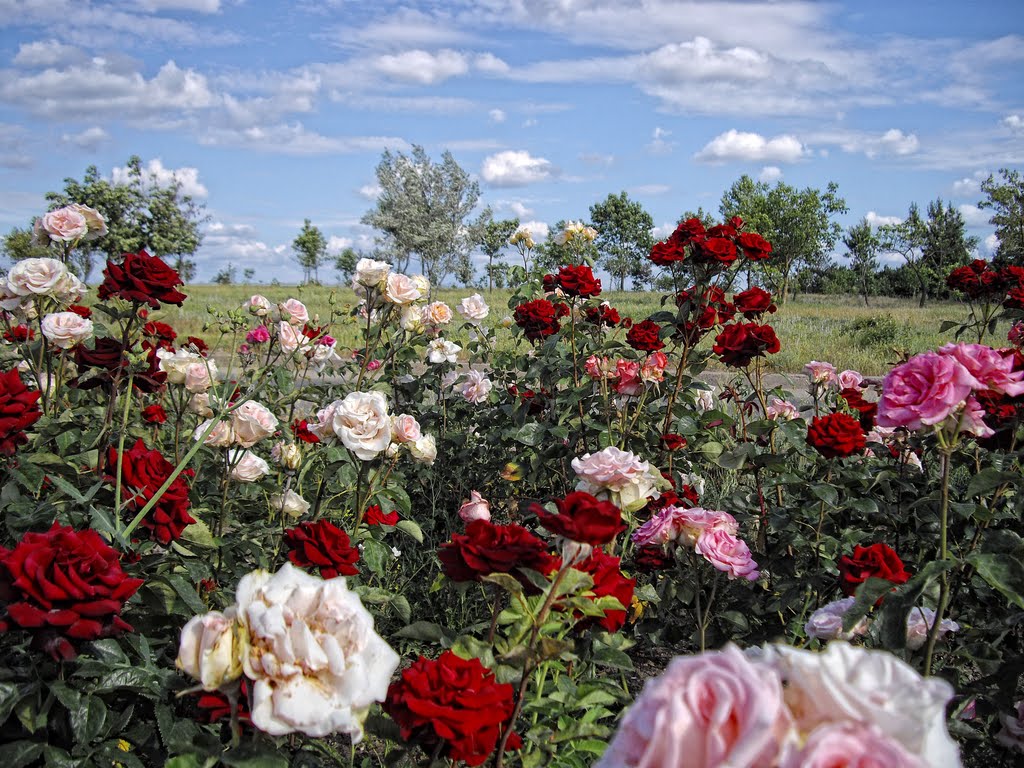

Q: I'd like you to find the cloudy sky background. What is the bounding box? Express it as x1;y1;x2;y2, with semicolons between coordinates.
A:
1;0;1023;283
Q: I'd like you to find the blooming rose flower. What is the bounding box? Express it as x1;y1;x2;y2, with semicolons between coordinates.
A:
0;522;143;660
384;651;522;766
585;355;614;380
363;504;399;526
632;506;738;549
40;206;89;243
399;304;424;333
422;301;453;326
439;520;558;591
713;322;781;367
157;347;201;384
938;342;1024;397
460;369;492;404
457;293;489;323
109;438;195;544
353;257;391;288
805;360;838;386
876;351;981;431
184;358;218;393
737;232;773;260
0;368;42;455
97;250;187;308
837;542;910;597
766;397;800;420
194;418;235;447
458;490;491;523
513;298;562;341
245;294;272;315
781;722;927;768
6;257;77;297
331;391;391;460
614;360;643;396
389;413;421;444
279;298;309;326
732;286;777;318
40;311;94;349
231;400;279;447
837;369;864;389
626;318;665;352
233;564;400;738
228;449;270;482
426;337;461;364
695;528;760;580
641;351;668;383
176;610;245;691
571;446;661;509
553;220;597;246
806;413;867;459
285;520;359;578
384;273;423;305
803;597;869;642
270;489;310;518
532;491;625;546
556;264;602;298
142;403;167;424
67;203;107;241
246;325;270;344
694;388;717;412
277;321;311;355
905;606;960;651
409;433;437;464
596;644;792;768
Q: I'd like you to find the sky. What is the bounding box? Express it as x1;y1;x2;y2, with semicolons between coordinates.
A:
1;0;1023;284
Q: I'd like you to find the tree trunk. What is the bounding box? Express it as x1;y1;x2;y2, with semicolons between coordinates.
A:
779;274;790;305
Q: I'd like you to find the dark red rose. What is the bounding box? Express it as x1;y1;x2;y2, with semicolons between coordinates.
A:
837;542;910;597
142;404;168;424
439;520;558;591
74;338;128;389
291;418;321;444
284;520;360;578
107;438;195;545
712;322;781;367
3;325;34;342
733;287;777;319
186;336;209;355
679;483;700;506
633;544;674;571
649;239;686;266
194;680;251;725
143;321;177;346
706;223;737;239
568;550;635;632
661;433;687;451
673;217;706;245
626;318;665;352
584;304;621;327
513;299;562;342
806;413;867;459
0;368;42;456
0;522;143;660
508;385;548;417
383;651;522;766
556;264;601;298
68;304;92;319
839;387;877;431
531;491;625;546
542;273;558;292
1005;286;1024;311
97;250;187;309
737;232;773;261
364;504;399;526
695;237;738;267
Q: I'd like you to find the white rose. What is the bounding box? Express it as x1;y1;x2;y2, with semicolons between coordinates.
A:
457;293;489;323
41;207;89;243
231;401;280;448
271;489;310;517
399;305;424;333
426;338;461;364
6;258;71;296
246;294;273;316
279;298;309;326
69;203;107;241
229;449;271;482
353;258;391;288
694;388;716;412
271;442;303;470
277;321;310;355
40;311;93;349
176;610;246;691
460;369;492;404
331;391;391;460
390;413;422;444
157;347;202;384
235;564;400;739
410;274;430;296
383;273;422;305
310;341;340;373
409;433;437;464
194;418;235;448
184;358;218;393
189;392;213;418
422;301;453;326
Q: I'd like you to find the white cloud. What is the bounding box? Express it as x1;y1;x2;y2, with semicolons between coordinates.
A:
328;8;477;51
516;220;550;241
60;126;109;150
651;222;676;240
629;183;670;196
327;235;353;253
199;123;408;155
507;201;533;218
759;166;783;182
206;221;255;236
865;211;903;228
112;158;209;198
1002;114;1024;133
134;0;221;12
958;203;989;227
810;128;920;158
474;53;509;75
13;40;87;68
694;130;806;163
481;150;554;186
647;126;674;155
372;49;468;85
984;233;999;254
488;108;506;123
952;171;989;197
579;152;614;167
358;183;382;200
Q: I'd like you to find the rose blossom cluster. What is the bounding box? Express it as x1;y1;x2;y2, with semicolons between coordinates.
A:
571;446;666;512
307;391;435;464
177;563;399;739
0;257;86;313
194;400;279;451
632;506;760;581
597;641;961;768
585;352;668;396
33;204;107;246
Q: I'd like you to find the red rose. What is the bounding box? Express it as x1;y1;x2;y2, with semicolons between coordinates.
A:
569;550;635;632
557;264;601;298
712;322;781;367
695;237;738;267
107;438;195;544
542;273;558;292
364;504;399;526
626;318;665;352
0;522;143;660
194;680;251;725
649;239;686;266
839;387;878;431
74;339;166;394
0;368;41;456
142;404;168;424
186;336;209;355
633;544;674;571
732;287;777;319
284;520;360;578
513;298;562;342
706;224;737;239
673;217;706;245
1005;286;1024;310
291;418;321;444
439;520;558;591
3;325;34;342
532;491;625;546
143;321;177;346
68;304;92;319
97;250;187;308
383;651;522;766
837;542;910;597
806;413;867;458
584;304;620;326
737;232;773;261
661;433;687;451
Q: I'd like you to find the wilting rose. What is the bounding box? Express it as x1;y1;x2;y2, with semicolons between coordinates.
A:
458;490;491;523
176;610;246;691
905;607;960;651
766;397;800;420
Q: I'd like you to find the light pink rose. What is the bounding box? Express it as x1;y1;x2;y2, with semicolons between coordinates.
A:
229;449;271;482
194;418;235;447
184;359;218;393
837;369;864;389
231;401;280;447
384;273;422;305
422;301;453;326
632;506;738;549
781;722;927;768
584;355;614;380
458;491;491;523
695;528;760;580
390;413;422;444
614;360;643;396
805;360;838;386
277;321;310;355
571;446;650;492
905;607;960;651
460;369;492;404
596;644;792;768
804;597;869;642
938;342;1024;397
279;298;309;326
6;257;74;297
958;396;995;438
641;351;668;383
457;293;489;323
996;701;1024;753
68;204;107;241
332;391;392;459
40;311;94;349
245;294;272;316
876;351;981;431
41;207;89;243
766;397;800;421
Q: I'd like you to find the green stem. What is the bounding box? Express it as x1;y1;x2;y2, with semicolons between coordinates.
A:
923;449;952;676
112;371;136;530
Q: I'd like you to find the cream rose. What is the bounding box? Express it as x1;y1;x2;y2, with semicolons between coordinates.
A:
271;489;310;518
246;294;273;316
409;433;437;465
40;311;94;349
384;273;422;305
189;393;214;418
6;257;73;296
277;321;310;355
231;400;279;448
184;359;218;393
229;449;271;482
69;203;108;241
353;258;391;288
271;442;303;470
194;418;235;448
457;293;489;323
390;413;422;444
399;305;424;333
176;609;246;691
157;347;202;384
41;207;89;243
422;301;452;326
331;391;392;460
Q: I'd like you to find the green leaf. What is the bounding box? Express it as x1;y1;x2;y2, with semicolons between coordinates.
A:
966;468;1020;499
395;519;423;543
70;696;107;745
361;538;390;577
877;560;956;650
0;742;44;768
180;520;216;548
482;572;525;595
220;747;290;768
0;682;27;726
391;595;412;624
809;484;839;507
967;552;1024;609
163;575;207;615
842;577;897;632
393;621;454;643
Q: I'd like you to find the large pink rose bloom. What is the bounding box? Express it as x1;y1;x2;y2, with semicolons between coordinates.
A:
876;351;981;431
632;506;737;549
695;528;760;581
781;722;927;768
596;644;792;768
938;342;1024;397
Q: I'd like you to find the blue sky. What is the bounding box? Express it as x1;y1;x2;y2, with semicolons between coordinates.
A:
1;0;1023;284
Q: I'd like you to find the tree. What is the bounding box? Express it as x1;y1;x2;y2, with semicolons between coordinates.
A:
589;192;654;291
362;146;488;291
213;263;237;285
878;205;928;307
843;218;880;306
720;176;847;304
922;199;977;298
173;256;197;284
44;155;206;282
292;219;327;284
979;168;1024;264
334;247;359;284
478;217;519;293
2;227;51;266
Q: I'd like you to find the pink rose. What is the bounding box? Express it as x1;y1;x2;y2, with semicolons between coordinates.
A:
632;506;737;549
246;326;270;344
41;207;89;243
837;369;864;389
641;351;668;383
805;360;838;386
384;273;423;305
571;446;650;492
184;359;217;393
803;597;869;642
231;400;279;447
614;360;643;396
279;298;309;326
584;355;613;380
458;491;491;523
938;342;1024;397
695;528;760;580
876;351;981;431
245;294;272;316
460;370;492;404
781;722;927;768
905;607;960;651
596;644;791;768
766;397;800;421
390;413;422;444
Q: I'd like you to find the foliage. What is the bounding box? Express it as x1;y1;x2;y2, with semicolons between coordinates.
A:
478;217;519;294
844;217;880;306
588;192;654;291
980;168;1024;264
292;219;328;284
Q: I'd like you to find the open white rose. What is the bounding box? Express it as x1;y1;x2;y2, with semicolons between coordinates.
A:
229;449;271;482
409;433;437;464
235;564;400;739
40;311;93;349
457;293;489;323
194;418;235;448
157;347;202;384
231;400;279;447
176;609;246;691
399;305;424;333
331;391;391;460
353;257;391;288
271;489;310;518
184;359;218;393
426;338;461;364
6;257;73;297
68;204;107;241
383;273;422;305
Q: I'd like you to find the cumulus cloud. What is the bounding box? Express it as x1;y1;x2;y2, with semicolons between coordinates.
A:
358;183;382;200
481;150;554;186
865;211;903;228
134;0;221;12
516;220;550;241
952;171;989;197
984;233;999;254
506;200;533;218
372;49;469;85
694;130;806;163
488;108;507;123
1002;114;1024;133
810;128;920;158
13;40;88;68
958;203;990;227
759;166;783;182
61;126;109;150
112;158;209;198
474;53;509;75
327;235;353;253
651;222;676;240
199;123;408;155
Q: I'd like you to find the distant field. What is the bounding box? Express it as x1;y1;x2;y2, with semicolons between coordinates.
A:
158;284;996;376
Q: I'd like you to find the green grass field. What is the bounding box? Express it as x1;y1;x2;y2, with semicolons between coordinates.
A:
159;285;997;376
